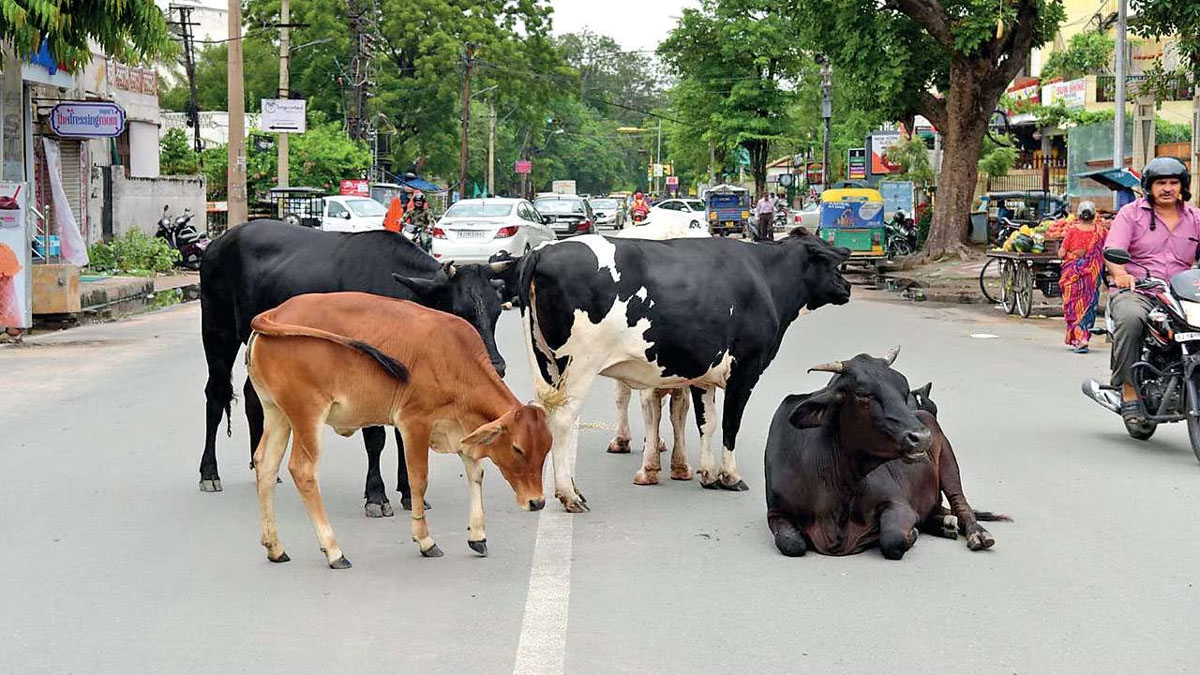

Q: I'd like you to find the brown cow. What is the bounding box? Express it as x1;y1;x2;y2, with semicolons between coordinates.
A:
246;292;551;568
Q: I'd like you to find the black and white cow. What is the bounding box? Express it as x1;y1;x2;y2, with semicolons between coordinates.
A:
517;228;852;512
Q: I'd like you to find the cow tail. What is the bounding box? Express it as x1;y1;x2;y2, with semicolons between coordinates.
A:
516;247;540;318
972;510;1013;522
249;315;410;383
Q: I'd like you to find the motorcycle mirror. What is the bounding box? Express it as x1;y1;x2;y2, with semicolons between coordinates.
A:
1103;248;1132;265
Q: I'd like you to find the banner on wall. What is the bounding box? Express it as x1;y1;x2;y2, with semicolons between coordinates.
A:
42;138;89;267
0;181;29;328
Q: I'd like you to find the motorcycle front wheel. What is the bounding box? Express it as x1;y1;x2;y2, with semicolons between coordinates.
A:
1186;376;1200;463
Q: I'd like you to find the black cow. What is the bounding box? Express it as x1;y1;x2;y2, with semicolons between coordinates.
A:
199;220;512;515
765;349;1009;560
517;228;852;512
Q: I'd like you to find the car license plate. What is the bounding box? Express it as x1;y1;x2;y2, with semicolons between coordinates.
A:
456;230;487;239
1176;332;1200;342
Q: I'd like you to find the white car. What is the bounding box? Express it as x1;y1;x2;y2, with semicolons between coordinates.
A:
646;198;707;231
321;196;388;232
589;197;625;229
791;202;821;231
430;197;556;264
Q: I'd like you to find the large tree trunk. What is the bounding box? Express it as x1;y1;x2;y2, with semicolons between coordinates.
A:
746;139;769;195
924;62;996;258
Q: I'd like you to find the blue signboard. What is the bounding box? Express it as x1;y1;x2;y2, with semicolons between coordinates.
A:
880;181;915;219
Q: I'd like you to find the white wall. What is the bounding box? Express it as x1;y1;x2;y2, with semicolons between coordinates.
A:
109;171;206;239
129;121;160;178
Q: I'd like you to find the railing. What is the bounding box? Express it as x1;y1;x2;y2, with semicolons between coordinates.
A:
1097;74;1195;102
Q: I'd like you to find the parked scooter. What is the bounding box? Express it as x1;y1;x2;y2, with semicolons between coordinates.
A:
886;210;919;258
155;205;210;270
1082;247;1200;463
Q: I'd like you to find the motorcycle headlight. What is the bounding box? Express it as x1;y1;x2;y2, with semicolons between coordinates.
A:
1180;301;1200;329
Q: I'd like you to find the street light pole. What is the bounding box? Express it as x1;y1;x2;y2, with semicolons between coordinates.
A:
226;0;247;225
655;119;662;194
488;98;495;197
458;42;475;203
1113;0;1127;171
821;60;832;194
277;0;289;189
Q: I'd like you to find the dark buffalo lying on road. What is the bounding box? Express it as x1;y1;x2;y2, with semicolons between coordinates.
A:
199;220;512;514
765;349;1009;559
517;228;852;512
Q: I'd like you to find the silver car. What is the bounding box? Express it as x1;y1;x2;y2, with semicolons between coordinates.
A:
589;197;625;229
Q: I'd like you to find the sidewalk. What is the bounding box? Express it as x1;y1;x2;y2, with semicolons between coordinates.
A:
876;256;991;305
79;271;199;312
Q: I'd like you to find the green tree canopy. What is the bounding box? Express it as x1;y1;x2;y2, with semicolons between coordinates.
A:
1040;29;1114;82
793;0;1066;257
2;0;171;67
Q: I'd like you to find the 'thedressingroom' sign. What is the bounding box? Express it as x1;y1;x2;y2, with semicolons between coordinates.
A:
49;102;127;138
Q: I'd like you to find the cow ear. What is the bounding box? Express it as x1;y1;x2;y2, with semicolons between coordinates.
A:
912;382;932;400
462;419;508;447
393;271;448;296
788;390;842;429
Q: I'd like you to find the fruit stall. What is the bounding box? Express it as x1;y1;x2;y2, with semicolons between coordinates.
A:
981;220;1069;317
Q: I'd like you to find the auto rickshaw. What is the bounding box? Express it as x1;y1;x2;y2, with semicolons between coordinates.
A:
269;187;326;228
703;184;751;236
817;185;886;264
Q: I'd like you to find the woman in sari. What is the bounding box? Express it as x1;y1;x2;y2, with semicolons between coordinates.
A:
1058;201;1107;354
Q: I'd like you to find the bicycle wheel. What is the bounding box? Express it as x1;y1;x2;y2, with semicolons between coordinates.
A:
1015;264;1033;317
978;258;1004;304
1001;261;1017;314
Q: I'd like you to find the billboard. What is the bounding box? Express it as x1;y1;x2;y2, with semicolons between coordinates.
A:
847;147;867;180
869;131;902;175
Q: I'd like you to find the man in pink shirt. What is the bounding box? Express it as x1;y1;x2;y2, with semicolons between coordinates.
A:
1104;157;1200;422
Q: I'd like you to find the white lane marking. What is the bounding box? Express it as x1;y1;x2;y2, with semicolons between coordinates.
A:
513;509;574;675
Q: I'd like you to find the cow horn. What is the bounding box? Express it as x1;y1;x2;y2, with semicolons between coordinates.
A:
490;259;515;273
807;361;845;374
441;262;457;278
883;345;900;365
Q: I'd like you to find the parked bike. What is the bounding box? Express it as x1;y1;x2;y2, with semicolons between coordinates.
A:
885;211;918;258
155;205;210;271
1082;247;1200;462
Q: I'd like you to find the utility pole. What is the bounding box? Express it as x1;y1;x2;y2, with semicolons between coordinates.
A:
820;59;833;194
277;0;290;189
1113;0;1127;171
171;5;202;156
227;0;248;225
487;98;495;197
345;0;374;141
655;118;662;194
458;42;475;203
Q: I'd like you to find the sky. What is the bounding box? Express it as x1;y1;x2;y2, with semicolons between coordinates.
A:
549;0;699;54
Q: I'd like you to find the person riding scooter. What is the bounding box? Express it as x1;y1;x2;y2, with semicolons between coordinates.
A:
1103;156;1200;423
630;191;651;225
403;192;434;251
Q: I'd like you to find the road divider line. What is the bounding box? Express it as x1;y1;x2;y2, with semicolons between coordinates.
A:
512;509;573;675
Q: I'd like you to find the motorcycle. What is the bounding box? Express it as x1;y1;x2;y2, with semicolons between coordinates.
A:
631;208;649;226
155;205;210;270
1082;247;1200;462
773;205;788;232
885;212;918;258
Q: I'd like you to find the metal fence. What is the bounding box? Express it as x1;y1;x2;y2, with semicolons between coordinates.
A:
1097;74;1195;102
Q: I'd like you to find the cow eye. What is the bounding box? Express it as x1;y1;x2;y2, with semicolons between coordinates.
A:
512;445;524;456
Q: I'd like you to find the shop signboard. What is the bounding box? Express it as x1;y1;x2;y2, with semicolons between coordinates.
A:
0;181;29;328
340;179;369;197
514;160;532;174
1042;78;1086;110
880;180;915;220
49;102;126;138
847;147;867;179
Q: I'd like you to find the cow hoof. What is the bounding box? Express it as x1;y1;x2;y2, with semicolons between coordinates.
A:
268;552;290;563
607;438;632;454
365;502;394;518
941;516;959;539
656;439;667;453
328;556;352;569
700;478;721;490
633;469;660;485
718;478;749;492
967;528;995;551
421;544;444;558
399;497;431;511
468;539;488;557
670;465;694;481
559;495;590;513
199;479;223;493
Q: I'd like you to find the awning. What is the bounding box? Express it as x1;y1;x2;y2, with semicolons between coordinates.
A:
403;177;444;193
1073;167;1141;192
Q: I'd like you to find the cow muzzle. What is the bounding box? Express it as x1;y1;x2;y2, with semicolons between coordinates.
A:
901;427;932;462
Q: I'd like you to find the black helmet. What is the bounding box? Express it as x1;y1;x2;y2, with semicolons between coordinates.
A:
413;192;426;203
1141;156;1191;202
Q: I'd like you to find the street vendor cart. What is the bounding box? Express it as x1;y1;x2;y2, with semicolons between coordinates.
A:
980;250;1062;318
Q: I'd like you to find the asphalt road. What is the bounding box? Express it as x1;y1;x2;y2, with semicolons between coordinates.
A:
4;291;1200;674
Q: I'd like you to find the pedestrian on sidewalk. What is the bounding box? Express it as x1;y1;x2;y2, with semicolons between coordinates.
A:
754;193;774;242
1058;201;1107;353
